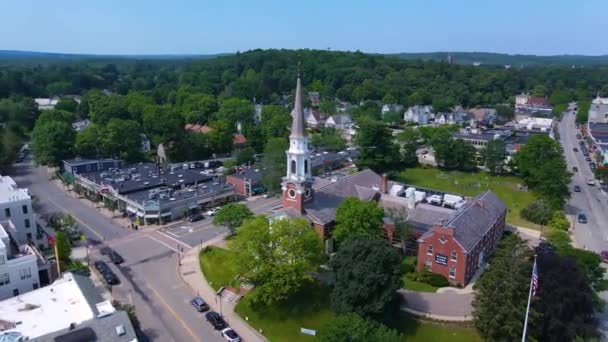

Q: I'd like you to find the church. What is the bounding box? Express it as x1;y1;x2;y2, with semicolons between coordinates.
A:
273;76;508;286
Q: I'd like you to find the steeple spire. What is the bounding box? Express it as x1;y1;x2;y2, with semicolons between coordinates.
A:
290;71;305;138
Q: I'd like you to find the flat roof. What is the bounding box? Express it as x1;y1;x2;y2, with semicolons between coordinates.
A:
0;175;30;202
125;181;234;206
35;310;137;342
228;167;263;183
63;158;122;167
0;273;99;339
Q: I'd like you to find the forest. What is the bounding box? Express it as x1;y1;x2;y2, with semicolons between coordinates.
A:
2;48;608;172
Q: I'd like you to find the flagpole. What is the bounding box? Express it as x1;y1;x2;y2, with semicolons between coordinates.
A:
521;255;537;342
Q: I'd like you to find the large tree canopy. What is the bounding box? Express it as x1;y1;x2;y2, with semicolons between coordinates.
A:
229;216;324;306
333;197;385;243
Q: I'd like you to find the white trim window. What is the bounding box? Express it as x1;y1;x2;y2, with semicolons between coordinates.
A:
451;250;457;261
427;244;433;255
449;265;456;278
0;273;10;285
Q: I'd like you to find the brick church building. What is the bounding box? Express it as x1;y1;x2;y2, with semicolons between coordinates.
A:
273;76;508;286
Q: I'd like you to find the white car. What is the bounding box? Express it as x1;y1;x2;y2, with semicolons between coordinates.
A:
205;207;219;216
587;178;595;186
221;328;241;342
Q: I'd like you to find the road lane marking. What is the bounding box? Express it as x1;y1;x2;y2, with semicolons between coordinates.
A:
145;235;183;252
147;284;201;342
44;196;105;240
156;230;193;248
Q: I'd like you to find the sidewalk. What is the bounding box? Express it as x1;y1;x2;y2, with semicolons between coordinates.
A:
178;235;267;342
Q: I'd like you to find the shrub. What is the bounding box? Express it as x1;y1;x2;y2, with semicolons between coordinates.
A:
546;229;571;251
419;272;449;287
548;211;570;231
402;262;416;274
520;200;553;225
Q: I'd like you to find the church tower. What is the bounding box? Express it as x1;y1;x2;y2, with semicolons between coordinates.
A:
282;75;314;212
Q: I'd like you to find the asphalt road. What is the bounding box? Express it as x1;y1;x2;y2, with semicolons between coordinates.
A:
559;111;608;252
10;158;226;342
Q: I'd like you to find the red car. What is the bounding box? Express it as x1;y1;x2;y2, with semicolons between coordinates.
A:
601;251;608;263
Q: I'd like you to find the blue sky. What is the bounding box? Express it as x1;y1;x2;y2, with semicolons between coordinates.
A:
1;0;606;55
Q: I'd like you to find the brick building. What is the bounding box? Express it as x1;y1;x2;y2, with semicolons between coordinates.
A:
226;167;264;197
415;191;506;286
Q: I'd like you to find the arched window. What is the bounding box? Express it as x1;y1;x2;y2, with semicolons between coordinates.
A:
291;160;296;174
304;159;308;174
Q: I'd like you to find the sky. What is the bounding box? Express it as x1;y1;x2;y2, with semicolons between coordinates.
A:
1;0;607;55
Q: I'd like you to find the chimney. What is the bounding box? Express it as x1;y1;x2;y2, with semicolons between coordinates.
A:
380;174;388;194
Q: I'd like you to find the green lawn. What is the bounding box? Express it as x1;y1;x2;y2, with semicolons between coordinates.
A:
200;247;479;342
198;246;240;291
401;256;439;293
391;313;482;342
396;167;540;229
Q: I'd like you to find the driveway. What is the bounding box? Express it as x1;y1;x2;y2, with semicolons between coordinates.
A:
399;289;473;321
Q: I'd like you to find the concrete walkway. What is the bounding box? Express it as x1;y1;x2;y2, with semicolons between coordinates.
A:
399;289;474;321
178;236;267;342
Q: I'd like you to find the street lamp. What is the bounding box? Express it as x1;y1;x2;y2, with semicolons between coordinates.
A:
177;244;184;265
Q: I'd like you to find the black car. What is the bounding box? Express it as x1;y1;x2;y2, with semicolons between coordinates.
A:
109;250;124;264
573;147;578;152
586;157;592;162
94;260;110;273
572;166;578;172
577;213;588;224
189;214;205;222
100;247;112;255
573;185;581;192
102;271;120;285
190;296;209;312
205;311;227;330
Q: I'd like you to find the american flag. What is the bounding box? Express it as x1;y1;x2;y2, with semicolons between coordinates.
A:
531;259;539;297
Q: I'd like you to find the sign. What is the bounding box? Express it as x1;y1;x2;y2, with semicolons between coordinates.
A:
435;254;448;266
300;328;316;336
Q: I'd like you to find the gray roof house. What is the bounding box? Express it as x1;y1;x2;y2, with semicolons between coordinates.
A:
404;105;434;125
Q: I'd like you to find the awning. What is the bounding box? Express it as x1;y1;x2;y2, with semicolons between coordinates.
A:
126;206;138;214
161;212;172;217
144;214;158;219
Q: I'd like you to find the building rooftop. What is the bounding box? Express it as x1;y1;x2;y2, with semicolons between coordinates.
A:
0;175;30;203
228;167;263;183
0;273;105;340
63;158;123;167
34;310;137;342
406;203;456;232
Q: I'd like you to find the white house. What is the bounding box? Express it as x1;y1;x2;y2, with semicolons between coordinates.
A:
304;108;326;128
381;104;404;117
140;133;151;152
0;175;44;249
404;105;433;124
0;222;40;300
72;119;91;132
326;114;353;130
34;98;59;111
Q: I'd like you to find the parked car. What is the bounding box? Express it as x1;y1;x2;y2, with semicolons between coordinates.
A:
100;247;112;255
190;296;209;312
205;311;227;330
573;147;578;152
102;271;120;286
600;251;608;263
109;250;124;264
586;157;592;162
573;185;581;192
221;328;241;342
94;260;110;273
205;208;220;217
587;178;595;186
576;133;582;139
577;213;588;224
572;166;578;172
189;214;205;222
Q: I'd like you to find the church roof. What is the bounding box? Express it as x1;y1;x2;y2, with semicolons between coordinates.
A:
290;77;306;138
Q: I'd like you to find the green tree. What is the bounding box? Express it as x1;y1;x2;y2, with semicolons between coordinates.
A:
55;97;79;113
495;105;515;121
55;231;72;264
31;120;76;166
112;300;141;332
36;109;75;125
101;119;143;161
235;146;256;165
333;197;384;243
207;119;234;154
382;111;402;125
472;234;537;342
182;93;217;124
75;124;100;158
125;91;155;122
0;129;21;172
212;203;254;234
594;167;608;183
356;117;400;172
310;128;345;151
532;85;547;97
88;94;129;124
317;101;337;115
229;216;324;305
484;139;507;175
261;137;288;193
260;105;291;138
331;238;402;317
216;98;253;126
514;134;570;208
318;313;402;342
533;250;598;341
142;105;184;145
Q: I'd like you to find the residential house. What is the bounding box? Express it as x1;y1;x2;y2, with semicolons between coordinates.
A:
254;103;263;123
469;107;497;125
381;104;404;117
308;92;321;106
325;114;353;130
34;98;59;111
304;108;327;128
416;191;507;286
140;133;151;152
404;105;433;124
0;272;137;341
0;175;45;248
72;119;91;132
184;124;248;148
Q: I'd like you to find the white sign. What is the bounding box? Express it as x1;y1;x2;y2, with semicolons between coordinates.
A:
301;328;316;336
